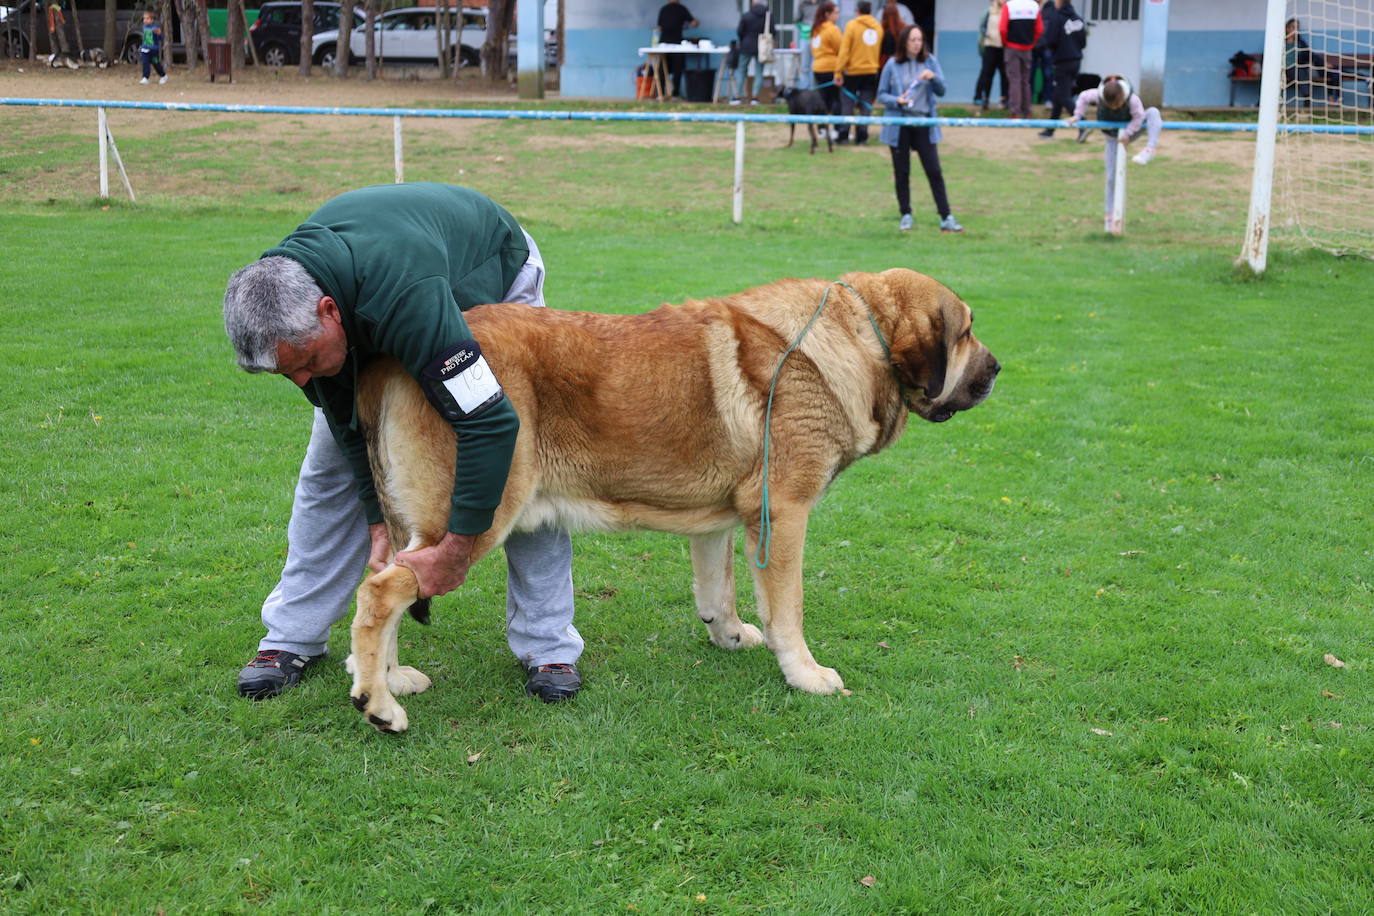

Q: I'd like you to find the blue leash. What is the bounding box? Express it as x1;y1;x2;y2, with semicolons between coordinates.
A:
811;80;874;111
754;281;891;569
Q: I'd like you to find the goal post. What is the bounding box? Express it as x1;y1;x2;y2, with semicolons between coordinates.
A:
1241;0;1374;272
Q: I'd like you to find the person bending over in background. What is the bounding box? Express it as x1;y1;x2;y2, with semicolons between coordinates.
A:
877;24;964;234
656;0;698;99
1067;76;1161;227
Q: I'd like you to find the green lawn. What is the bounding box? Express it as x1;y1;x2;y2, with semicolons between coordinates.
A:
1;109;1372;913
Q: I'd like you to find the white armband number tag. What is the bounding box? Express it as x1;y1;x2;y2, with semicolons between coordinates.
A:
442;354;501;414
419;340;505;420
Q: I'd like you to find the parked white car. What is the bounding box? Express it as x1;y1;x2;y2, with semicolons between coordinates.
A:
312;6;492;69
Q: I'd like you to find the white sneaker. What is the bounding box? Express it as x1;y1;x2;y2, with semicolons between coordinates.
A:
1132;147;1155;165
158;75;167;84
728;98;741;106
139;77;148;84
898;213;913;232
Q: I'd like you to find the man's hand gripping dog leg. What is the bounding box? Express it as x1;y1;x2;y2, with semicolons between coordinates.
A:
394;531;477;599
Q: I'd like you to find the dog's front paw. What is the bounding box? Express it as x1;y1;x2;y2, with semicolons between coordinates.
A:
387;665;432;696
729;622;765;649
351;690;410;734
706;620;765;651
785;663;845;695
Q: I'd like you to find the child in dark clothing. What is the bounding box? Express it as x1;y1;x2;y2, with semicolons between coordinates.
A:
139;11;167;85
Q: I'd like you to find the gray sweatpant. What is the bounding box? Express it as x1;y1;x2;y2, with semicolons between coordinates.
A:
257;232;584;668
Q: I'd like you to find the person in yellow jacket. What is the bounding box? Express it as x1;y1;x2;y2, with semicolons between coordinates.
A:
810;2;842;135
834;0;883;144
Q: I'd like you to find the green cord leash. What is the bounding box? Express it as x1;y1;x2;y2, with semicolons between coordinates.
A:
754;280;892;569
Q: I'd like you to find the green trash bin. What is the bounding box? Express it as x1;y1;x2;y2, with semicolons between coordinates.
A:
208;38;232;82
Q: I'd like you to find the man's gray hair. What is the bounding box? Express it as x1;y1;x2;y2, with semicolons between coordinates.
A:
223;256;326;372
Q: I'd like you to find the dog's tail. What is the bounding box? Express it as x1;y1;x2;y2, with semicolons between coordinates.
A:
408;597;432;625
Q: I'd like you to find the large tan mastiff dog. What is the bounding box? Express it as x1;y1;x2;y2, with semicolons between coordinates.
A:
346;268;999;733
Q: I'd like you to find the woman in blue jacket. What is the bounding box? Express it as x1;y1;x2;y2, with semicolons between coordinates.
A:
877;25;963;233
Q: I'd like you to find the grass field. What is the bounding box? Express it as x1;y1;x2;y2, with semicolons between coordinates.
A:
2;91;1373;913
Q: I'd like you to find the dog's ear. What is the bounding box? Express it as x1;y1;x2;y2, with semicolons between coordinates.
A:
883;274;949;400
891;331;947;401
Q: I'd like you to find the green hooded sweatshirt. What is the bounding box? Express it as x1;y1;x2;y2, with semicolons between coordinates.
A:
263;183;528;535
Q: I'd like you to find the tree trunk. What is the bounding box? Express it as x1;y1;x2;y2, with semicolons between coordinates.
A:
298;0;314;76
451;7;465;83
159;0;176;68
241;4;259;66
436;0;449;80
67;1;85;55
103;0;117;58
364;0;377;79
481;0;513;81
178;0;199;69
227;0;244;71
332;0;352;77
196;0;211;66
27;0;37;62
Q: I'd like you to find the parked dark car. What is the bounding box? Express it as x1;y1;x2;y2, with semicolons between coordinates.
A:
250;1;360;68
1;0;146;60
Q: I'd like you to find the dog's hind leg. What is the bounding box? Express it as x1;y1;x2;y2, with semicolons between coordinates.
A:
743;502;844;694
349;564;424;733
690;529;764;650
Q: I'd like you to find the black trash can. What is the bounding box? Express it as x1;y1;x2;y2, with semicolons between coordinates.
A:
207;38;232;82
684;68;715;103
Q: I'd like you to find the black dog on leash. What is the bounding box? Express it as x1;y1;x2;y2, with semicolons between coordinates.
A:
778;87;833;154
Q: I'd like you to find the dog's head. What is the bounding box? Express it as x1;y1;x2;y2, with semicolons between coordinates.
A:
844;268;999;423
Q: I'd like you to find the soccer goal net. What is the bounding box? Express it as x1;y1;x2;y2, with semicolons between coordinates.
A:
1242;0;1374;270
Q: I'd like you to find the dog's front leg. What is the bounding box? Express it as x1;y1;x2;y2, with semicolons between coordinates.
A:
690;529;763;650
350;565;426;733
744;503;844;694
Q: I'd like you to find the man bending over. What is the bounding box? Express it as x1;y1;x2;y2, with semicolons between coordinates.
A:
222;183;583;704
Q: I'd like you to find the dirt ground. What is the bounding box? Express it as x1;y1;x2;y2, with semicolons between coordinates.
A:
0;55;1261;211
0;60;1257;164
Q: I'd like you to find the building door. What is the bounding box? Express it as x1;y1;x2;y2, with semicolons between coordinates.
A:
1082;0;1142;83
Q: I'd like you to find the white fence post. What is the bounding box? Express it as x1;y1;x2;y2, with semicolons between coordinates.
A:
98;106;109;199
1109;140;1127;235
394;115;404;183
732;120;745;224
1240;0;1288;274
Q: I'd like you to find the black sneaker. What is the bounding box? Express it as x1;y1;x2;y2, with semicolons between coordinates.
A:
525;663;581;702
1075;127;1091;143
237;649;321;700
1037;128;1055;139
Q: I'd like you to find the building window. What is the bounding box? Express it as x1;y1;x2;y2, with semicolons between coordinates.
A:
1090;0;1141;21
